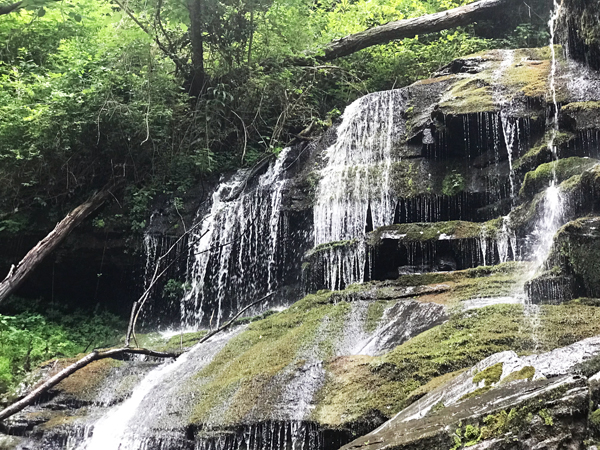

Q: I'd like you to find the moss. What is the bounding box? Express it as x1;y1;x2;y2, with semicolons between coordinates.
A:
315;302;600;427
440;77;495;115
365;301;393;333
590;408;600;434
503;57;550;98
573;354;600;377
538;409;554;426
460;386;492;401
369;221;486;245
160;331;208;352
187;290;351;425
39;412;79;430
404;369;466;407
514;131;575;172
501;366;535;384
55;358;122;400
519;157;599;197
381;261;528;305
561;101;600;112
473;363;503;386
306;240;356;257
389;160;434;198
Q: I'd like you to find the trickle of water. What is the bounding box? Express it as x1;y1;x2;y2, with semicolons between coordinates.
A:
313;90;406;288
527;0;565;272
496;215;517;263
182;148;292;327
530;184;564;269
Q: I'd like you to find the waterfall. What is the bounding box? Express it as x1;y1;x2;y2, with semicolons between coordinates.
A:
313;90;407;289
528;0;565;271
181;148;292;328
76;330;240;450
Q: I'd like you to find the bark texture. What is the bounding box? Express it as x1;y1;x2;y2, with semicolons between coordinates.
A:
321;0;516;61
0;1;23;16
0;182;121;305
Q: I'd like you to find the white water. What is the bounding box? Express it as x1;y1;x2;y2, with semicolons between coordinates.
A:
528;0;565;273
77;330;239;450
182;148;292;327
313;90;406;288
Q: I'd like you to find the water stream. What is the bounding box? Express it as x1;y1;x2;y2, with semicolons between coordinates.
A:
182;148;292;328
76;330;241;449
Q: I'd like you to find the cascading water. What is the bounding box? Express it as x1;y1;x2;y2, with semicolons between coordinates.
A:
182;148;293;327
313;90;407;289
75;329;241;450
529;0;565;272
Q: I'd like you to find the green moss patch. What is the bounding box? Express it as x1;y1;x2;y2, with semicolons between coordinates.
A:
501;366;535;384
369;221;484;244
440;77;495;115
187;291;351;425
389;261;528;304
562;101;600;112
365;301;393;333
54;358;122;401
315;303;600;427
519;157;599;197
473;363;503;386
305;240;357;258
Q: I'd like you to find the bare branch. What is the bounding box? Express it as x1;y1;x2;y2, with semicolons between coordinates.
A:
0;346;179;422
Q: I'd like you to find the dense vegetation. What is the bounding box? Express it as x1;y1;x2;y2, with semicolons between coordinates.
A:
0;0;550;222
0;0;552;397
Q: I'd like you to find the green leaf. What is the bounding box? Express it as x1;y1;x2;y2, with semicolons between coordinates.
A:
37;7;46;17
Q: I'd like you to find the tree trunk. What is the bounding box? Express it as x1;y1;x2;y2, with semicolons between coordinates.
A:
0;182;121;305
320;0;516;61
0;1;23;16
187;0;206;97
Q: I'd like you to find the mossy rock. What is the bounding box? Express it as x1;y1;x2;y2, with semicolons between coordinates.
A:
534;217;600;301
186;290;351;426
519;157;599;198
315;302;600;427
369;221;486;244
558;0;600;70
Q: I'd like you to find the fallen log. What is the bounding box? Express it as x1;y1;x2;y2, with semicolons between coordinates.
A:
0;181;123;305
320;0;517;61
0;346;180;422
0;291;274;422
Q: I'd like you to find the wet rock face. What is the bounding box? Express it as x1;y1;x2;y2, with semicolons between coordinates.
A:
341;337;600;450
527;216;600;303
341;375;590;450
559;0;600;70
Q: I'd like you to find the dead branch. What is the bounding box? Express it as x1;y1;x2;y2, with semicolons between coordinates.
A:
0;292;274;422
0;346;179;422
320;0;517;61
0;181;124;305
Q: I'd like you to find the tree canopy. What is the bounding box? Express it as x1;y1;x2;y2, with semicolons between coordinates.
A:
0;0;551;227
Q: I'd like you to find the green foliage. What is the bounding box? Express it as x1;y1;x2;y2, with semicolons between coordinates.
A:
162;279;190;300
442;171;466;196
0;299;124;395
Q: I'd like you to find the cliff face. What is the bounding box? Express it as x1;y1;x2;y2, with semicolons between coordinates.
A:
558;0;600;70
7;24;600;450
